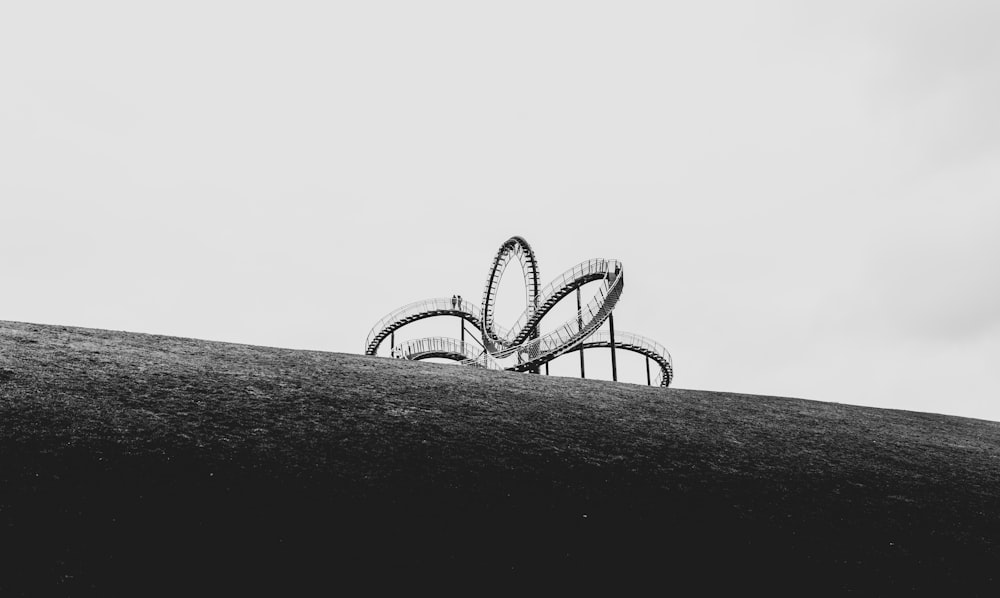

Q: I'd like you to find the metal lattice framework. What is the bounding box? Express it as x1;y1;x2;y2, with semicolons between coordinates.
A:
364;235;673;387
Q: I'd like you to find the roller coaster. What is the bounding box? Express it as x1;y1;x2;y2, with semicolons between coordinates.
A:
364;236;673;387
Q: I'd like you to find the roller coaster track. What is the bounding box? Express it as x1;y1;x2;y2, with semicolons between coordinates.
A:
481;236;541;352
364;298;487;358
394;337;492;366
364;235;673;387
577;331;674;387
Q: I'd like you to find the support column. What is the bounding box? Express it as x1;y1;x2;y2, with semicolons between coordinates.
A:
545;362;549;375
608;312;618;382
646;356;651;386
529;285;540;375
577;286;585;379
460;317;465;343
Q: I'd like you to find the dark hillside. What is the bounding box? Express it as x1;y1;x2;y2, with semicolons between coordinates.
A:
1;320;999;595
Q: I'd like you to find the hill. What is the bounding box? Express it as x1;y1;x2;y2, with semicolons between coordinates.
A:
1;320;999;594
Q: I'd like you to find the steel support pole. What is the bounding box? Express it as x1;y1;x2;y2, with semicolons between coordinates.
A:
545;362;549;375
464;327;484;350
646;356;651;386
608;312;618;382
528;287;540;375
577;286;585;379
460;317;464;342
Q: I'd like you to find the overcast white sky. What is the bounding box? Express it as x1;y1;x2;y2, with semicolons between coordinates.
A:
3;1;998;421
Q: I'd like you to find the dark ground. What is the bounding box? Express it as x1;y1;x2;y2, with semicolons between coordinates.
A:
1;320;999;595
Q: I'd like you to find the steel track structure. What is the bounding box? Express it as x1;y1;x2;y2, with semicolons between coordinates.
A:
364;235;673;387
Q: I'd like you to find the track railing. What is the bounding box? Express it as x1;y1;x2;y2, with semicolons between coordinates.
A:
364;297;493;355
481;236;541;352
498;258;621;346
395;337;490;364
363;236;673;387
462;264;623;371
579;330;674;387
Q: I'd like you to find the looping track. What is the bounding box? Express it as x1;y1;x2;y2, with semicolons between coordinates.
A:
481;236;541;352
364;236;673;387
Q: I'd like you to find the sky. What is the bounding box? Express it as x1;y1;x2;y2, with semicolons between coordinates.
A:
2;1;998;421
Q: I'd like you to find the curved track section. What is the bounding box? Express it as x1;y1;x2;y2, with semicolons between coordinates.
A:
578;330;674;387
490;258;622;348
363;236;673;387
395;337;489;365
481;235;541;353
364;298;484;357
463;259;624;372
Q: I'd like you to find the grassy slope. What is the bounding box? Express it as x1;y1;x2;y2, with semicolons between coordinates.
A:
1;320;999;595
